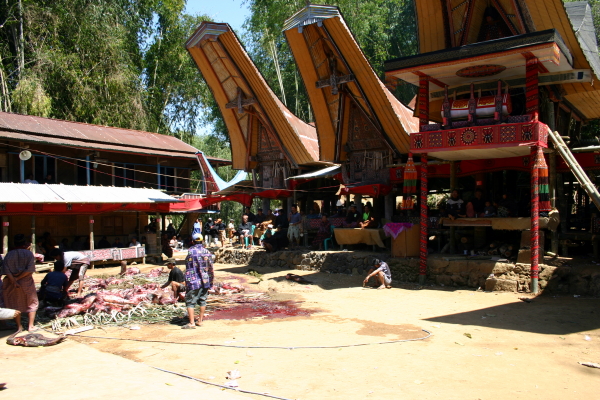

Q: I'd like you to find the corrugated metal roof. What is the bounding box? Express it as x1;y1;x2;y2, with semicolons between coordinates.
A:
0;183;177;203
0;112;228;163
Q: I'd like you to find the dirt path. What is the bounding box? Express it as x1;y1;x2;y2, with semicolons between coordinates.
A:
8;260;600;399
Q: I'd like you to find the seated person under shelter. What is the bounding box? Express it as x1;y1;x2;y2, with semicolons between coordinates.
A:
161;258;185;302
343;205;361;228
359;204;378;229
238;214;254;249
466;189;485;218
363;259;392;289
39;261;69;305
97;236;111;249
446;190;466;220
253;209;267;239
287;204;303;248
263;226;288;253
312;215;331;250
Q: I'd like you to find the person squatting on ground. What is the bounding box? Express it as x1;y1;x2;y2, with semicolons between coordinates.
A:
39;261;69;306
182;233;214;329
49;249;91;297
364;259;392;289
1;234;38;331
161;258;186;302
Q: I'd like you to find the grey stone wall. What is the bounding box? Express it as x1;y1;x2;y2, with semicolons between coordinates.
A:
213;249;600;296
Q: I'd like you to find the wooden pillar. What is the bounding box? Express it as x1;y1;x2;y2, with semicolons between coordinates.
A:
155;213;162;258
30;216;35;255
384;193;393;221
89;216;95;269
2;216;8;255
531;147;540;293
450;161;457;253
525;57;539;120
262;198;270;213
557;173;568;256
419;154;428;285
418;76;430;131
354;194;362;212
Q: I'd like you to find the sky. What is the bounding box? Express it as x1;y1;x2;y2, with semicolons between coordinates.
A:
185;0;250;32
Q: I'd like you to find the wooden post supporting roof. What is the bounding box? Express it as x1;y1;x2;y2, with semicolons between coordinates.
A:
419;154;428;285
419;77;430;130
525;56;539;121
530;147;540;293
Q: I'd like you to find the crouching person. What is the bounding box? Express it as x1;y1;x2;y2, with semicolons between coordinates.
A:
39;261;69;306
182;233;214;329
49;249;91;297
363;259;392;289
161;258;186;302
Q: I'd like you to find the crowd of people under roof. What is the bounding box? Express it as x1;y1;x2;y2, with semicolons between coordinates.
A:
193;201;382;254
438;189;520;221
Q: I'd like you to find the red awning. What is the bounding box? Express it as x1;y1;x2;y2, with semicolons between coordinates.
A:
254;189;292;199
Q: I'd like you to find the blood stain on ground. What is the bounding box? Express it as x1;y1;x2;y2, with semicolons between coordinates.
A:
207;300;316;320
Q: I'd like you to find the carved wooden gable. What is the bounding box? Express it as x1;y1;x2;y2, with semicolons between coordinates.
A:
343;101;391;185
257;125;289;189
257;125;283;162
345;102;388;152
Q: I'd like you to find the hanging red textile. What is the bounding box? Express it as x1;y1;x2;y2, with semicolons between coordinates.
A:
402;153;417;209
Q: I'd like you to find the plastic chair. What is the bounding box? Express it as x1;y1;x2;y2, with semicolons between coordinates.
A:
323;225;335;251
244;225;256;248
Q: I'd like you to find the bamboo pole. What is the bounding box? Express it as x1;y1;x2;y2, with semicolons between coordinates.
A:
548;128;600;210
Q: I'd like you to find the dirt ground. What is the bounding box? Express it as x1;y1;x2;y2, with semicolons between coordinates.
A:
2;256;600;399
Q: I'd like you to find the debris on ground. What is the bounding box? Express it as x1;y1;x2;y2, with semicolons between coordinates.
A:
518;297;533;303
286;273;313;284
464;333;472;339
578;362;600;369
6;332;66;347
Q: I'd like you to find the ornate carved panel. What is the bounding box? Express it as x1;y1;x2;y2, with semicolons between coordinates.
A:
343;150;391;185
345;101;387;152
259;160;289;189
257;125;284;162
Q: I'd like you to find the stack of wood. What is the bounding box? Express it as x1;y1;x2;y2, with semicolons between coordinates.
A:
486;241;514;258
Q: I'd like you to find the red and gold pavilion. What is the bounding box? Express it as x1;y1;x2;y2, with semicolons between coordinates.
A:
384;0;600;291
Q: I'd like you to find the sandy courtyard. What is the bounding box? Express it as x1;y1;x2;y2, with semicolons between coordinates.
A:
2;259;599;399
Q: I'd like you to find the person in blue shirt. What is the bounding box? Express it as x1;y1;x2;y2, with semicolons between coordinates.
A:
40;261;69;305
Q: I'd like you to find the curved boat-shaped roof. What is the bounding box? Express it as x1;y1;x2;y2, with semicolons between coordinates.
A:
186;22;320;170
413;0;600;121
283;5;418;162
